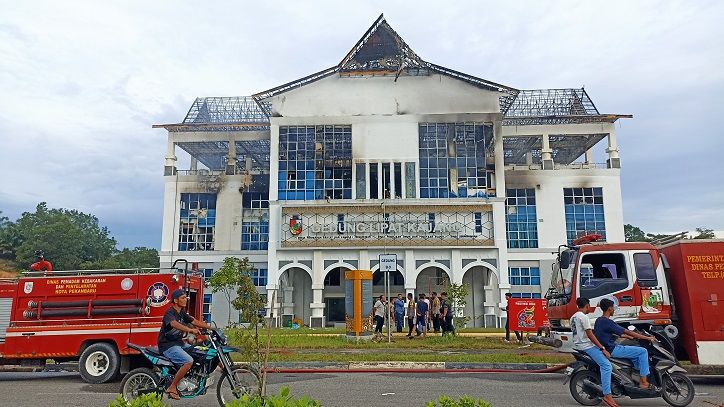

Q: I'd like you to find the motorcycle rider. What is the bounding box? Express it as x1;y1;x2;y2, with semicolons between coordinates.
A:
594;298;657;390
158;288;212;400
571;297;618;407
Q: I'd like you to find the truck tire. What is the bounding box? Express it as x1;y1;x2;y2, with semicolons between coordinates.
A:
79;342;120;384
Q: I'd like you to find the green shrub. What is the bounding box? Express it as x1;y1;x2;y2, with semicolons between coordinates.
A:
108;393;168;407
427;395;492;407
225;386;320;407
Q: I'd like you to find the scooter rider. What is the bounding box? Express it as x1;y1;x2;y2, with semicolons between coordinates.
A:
158;289;212;400
594;298;657;390
571;297;618;407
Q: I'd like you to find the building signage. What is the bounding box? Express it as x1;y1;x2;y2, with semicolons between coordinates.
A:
379;254;397;272
280;204;494;248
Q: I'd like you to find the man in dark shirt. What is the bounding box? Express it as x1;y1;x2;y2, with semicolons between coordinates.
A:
416;293;429;337
440;292;455;335
594;298;656;390
158;289;212;399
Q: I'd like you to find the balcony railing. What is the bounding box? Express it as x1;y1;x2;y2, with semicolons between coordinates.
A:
505;162;608;170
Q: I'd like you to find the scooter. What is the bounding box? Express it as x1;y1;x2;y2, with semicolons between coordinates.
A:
120;326;260;406
565;328;695;407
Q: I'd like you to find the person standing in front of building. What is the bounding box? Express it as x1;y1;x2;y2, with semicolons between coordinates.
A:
430;292;441;333
394;293;405;333
416;293;429;338
374;295;386;338
502;292;523;343
440;292;455;335
406;292;417;338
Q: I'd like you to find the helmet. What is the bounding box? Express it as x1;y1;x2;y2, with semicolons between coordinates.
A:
35;250;44;258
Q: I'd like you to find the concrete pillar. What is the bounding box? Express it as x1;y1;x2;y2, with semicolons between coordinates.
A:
493;120;505;197
404;249;416;291
310;286;325;328
282;287;294;316
606;131;621;168
585;149;593;165
390;162;396;199
190;157;198;172
541;133;554;170
164;139;177;176
400;161;406;199
451;249;463;285
525;152;533;166
377;162;383;199
226;137;237;175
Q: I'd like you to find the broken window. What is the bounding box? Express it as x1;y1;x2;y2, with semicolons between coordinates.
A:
179;193;216;251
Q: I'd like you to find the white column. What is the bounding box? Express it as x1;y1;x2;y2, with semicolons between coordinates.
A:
606;130;621;168
404;249;416;291
190;157;198;172
282;287;295;316
541;133;554;170
310;251;325;327
390;162;396;199
493;120;505;197
585;149;593;164
400;162;406;199
365;162;371;200
226;135;237;175
164;139;177;176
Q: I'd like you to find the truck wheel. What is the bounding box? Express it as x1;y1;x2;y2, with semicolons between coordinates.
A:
79;342;120;384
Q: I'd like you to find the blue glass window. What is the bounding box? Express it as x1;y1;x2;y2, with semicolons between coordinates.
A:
179;193;216;251
506;189;538;249
509;267;541;285
252;268;268;287
241;222;269;250
564;187;606;244
511;293;542;299
201;268;214;322
278;125;352;200
418;123;493;199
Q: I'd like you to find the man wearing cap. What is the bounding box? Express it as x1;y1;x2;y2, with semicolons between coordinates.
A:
158;288;212;400
30;250;53;272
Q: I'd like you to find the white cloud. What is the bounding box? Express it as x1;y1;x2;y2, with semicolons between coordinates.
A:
1;0;723;247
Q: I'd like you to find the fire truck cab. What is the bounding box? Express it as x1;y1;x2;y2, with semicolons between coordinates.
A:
0;267;204;383
545;236;724;365
546;238;674;350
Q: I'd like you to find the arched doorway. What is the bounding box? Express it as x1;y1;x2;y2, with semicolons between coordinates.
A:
372;269;405;298
461;265;499;328
278;267;312;327
415;266;451;296
323;266;353;326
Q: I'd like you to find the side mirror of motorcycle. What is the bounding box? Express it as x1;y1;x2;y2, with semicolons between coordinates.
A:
627;325;636;331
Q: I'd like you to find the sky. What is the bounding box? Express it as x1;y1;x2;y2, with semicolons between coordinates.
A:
1;1;723;249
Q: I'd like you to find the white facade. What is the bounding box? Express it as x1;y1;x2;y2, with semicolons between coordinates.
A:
156;16;627;327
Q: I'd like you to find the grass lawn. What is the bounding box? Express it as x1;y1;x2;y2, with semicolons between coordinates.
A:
226;327;569;364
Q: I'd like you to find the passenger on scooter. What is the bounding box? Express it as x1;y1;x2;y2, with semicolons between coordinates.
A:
570;297;618;407
158;288;213;400
594;298;657;390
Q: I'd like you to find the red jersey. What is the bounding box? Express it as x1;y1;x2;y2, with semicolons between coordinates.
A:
30;260;53;272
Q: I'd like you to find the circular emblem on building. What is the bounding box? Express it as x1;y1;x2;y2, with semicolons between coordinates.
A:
121;278;134;291
148;282;170;307
289;215;303;236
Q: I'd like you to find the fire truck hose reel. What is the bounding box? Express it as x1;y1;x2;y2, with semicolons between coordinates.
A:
40;300;89;308
90;307;144;316
91;299;144;307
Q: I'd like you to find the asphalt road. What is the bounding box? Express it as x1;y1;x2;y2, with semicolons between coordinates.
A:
0;371;722;407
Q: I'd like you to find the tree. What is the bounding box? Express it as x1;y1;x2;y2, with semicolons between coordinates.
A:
7;203;117;270
692;227;716;240
83;247;160;270
447;282;470;331
624;224;650;242
209;257;251;326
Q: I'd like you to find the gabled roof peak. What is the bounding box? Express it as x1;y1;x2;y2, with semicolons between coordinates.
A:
339;13;425;73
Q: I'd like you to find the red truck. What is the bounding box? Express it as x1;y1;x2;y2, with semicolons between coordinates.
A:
545;237;724;365
0;265;205;383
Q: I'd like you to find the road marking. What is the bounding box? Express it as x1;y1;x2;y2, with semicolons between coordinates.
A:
381;393;395;396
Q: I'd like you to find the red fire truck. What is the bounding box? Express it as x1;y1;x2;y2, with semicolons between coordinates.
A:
0;263;205;383
545;237;724;365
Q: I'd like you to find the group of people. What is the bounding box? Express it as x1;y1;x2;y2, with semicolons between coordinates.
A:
373;291;456;338
571;296;657;407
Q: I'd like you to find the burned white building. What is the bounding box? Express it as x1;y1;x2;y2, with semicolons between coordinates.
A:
155;15;629;327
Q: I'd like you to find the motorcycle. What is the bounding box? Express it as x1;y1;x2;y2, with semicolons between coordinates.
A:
566;328;695;407
120;326;259;406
